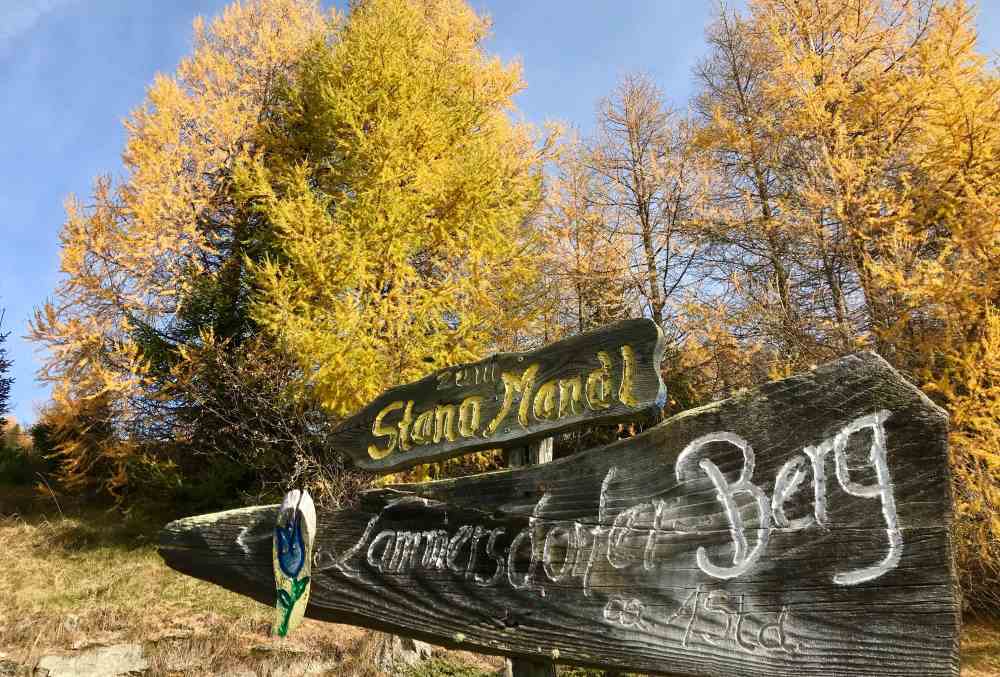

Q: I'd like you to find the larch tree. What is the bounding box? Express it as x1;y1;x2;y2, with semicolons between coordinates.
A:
241;0;550;422
688;6;802;392
858;0;1000;609
546;75;708;413
29;0;333;500
542;136;637;338
759;0;1000;612
695;8;792;322
691;0;999;611
756;0;940;356
585;74;706;336
688;3;871;395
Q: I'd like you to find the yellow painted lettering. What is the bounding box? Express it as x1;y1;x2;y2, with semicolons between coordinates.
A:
516;364;540;428
485;364;540;436
619;344;638;407
485;373;517;437
459;396;484;438
558;376;584;417
586;352;614;410
368;401;403;460
533;381;558;421
397;400;415;451
434;404;457;443
411;410;435;446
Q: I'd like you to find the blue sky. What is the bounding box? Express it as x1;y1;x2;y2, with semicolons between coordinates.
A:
1;0;998;427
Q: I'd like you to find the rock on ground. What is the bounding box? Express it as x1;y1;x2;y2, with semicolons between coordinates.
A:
37;644;148;677
372;635;433;674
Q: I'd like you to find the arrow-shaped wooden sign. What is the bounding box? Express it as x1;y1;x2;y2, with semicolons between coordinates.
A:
159;352;959;676
329;318;666;473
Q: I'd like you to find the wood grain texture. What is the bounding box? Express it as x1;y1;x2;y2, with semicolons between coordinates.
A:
507;438;557;677
159;352;960;676
331;318;665;473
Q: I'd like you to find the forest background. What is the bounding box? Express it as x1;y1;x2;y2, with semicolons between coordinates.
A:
2;0;998;626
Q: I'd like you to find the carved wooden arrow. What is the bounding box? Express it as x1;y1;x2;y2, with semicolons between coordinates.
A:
328;318;666;473
158;352;960;676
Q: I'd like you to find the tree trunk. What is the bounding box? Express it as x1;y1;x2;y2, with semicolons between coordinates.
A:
640;215;665;328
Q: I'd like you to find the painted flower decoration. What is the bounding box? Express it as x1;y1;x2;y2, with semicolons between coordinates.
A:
275;511;306;578
276;576;310;637
273;489;315;638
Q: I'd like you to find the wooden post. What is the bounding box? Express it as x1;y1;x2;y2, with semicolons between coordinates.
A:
506;437;556;677
508;437;552;467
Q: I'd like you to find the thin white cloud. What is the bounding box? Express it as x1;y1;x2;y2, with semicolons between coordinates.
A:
0;0;81;51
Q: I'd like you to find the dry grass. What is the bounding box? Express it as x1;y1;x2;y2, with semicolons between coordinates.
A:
0;487;500;676
0;486;995;676
962;619;1000;677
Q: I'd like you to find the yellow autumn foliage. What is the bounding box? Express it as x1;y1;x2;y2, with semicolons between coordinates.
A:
682;0;1000;610
29;0;330;493
241;0;549;418
541;136;637;338
27;0;999;611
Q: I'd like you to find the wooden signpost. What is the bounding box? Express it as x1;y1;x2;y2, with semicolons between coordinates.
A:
159;327;961;676
330;318;666;473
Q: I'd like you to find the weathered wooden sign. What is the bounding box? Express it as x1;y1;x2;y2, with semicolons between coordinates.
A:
330;318;666;472
160;352;960;676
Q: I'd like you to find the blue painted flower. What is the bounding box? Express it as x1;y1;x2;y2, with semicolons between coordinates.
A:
275;512;305;578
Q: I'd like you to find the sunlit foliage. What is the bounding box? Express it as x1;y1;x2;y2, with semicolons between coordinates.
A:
29;0;329;498
241;0;550;418
685;0;1000;610
29;0;1000;611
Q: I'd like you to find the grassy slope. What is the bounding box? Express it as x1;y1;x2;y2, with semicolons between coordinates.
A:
0;487;995;676
0;487;500;676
